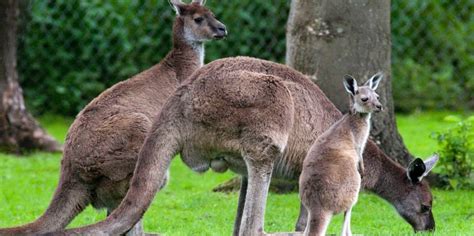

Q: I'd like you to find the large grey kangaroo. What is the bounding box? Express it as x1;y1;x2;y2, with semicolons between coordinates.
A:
299;74;383;236
0;1;226;235
58;57;438;235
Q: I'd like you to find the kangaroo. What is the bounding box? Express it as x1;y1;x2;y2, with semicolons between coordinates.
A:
0;1;226;235
299;74;383;236
57;57;438;235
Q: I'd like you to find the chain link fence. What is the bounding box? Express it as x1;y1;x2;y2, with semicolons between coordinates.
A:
391;0;473;112
17;0;473;115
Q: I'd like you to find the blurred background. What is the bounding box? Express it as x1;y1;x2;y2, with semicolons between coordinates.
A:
16;0;473;115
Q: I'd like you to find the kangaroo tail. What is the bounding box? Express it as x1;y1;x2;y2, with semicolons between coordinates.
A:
61;119;180;235
0;166;89;236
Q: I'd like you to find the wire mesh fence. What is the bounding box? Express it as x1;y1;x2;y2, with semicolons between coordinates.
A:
16;0;473;115
391;0;473;111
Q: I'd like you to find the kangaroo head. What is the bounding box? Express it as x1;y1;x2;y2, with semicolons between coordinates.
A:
170;0;227;42
394;154;439;232
343;73;383;114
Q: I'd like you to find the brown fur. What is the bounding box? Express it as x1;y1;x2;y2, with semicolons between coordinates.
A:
59;57;435;235
300;116;363;212
299;75;382;236
0;2;225;235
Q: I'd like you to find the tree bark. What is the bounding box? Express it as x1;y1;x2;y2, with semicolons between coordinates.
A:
286;0;413;166
0;0;61;154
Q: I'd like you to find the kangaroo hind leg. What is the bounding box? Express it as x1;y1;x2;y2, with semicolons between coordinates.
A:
304;208;332;236
0;175;90;235
341;206;353;236
238;135;284;236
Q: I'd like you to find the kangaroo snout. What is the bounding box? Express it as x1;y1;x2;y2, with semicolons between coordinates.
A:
213;22;227;39
413;211;435;233
375;104;383;112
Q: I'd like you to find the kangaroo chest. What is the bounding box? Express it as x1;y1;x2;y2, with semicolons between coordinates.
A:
351;115;371;158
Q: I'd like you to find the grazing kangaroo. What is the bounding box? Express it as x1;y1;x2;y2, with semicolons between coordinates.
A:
299;74;383;236
0;1;226;235
58;57;438;235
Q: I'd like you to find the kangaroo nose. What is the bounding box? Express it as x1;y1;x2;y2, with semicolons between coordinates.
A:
218;26;227;33
214;23;227;39
218;26;227;35
376;104;383;111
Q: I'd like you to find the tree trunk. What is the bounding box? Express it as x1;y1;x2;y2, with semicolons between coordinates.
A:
0;0;61;154
286;0;413;166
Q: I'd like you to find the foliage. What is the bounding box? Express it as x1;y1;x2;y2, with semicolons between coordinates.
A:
17;0;289;115
396;111;456;157
392;0;474;112
16;0;473;115
432;115;474;189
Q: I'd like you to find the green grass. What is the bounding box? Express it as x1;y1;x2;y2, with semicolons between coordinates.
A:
396;111;453;158
1;112;473;235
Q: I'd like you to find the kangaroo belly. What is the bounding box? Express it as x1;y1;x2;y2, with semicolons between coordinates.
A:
180;142;245;174
180;146;211;173
300;155;361;214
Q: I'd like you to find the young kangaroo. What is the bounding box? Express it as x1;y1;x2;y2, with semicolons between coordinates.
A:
299;74;383;236
0;1;226;235
57;57;438;235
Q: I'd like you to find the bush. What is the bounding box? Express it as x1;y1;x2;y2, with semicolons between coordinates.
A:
392;59;464;112
17;0;289;115
432;115;474;189
16;0;473;115
392;0;474;112
18;1;174;115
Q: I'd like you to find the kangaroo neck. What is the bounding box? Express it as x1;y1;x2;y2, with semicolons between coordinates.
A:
348;112;371;147
363;142;407;203
374;165;406;203
165;18;204;83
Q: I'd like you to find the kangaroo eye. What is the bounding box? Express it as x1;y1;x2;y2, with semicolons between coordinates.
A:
421;204;431;213
194;17;204;24
361;97;368;102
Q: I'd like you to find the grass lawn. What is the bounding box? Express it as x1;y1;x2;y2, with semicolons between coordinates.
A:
1;111;473;235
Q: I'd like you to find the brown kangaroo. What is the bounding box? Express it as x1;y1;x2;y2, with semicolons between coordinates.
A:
58;57;438;235
299;74;383;236
0;1;226;235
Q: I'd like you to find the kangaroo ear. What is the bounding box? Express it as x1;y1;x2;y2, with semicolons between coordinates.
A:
364;72;384;90
407;158;425;183
407;154;439;183
192;0;206;5
169;0;186;15
343;75;358;96
423;154;439;175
